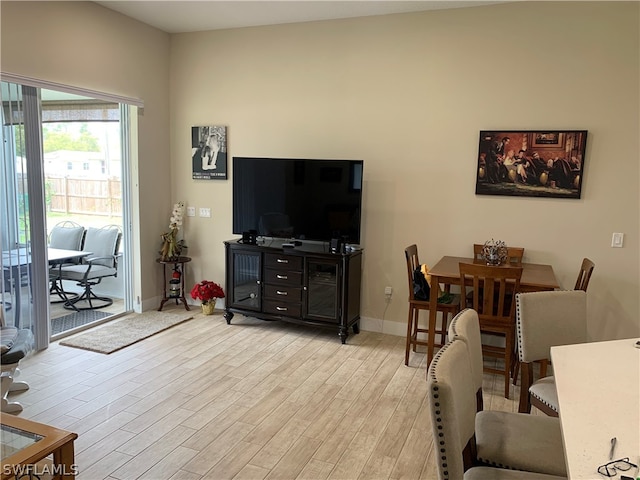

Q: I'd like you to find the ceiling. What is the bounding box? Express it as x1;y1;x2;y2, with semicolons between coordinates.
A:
94;1;508;34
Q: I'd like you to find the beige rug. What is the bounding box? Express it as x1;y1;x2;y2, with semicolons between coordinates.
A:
60;310;193;354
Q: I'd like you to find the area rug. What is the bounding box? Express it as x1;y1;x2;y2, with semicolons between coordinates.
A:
59;310;193;354
51;310;112;335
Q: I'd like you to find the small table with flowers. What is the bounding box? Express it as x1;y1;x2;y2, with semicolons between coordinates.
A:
157;256;191;311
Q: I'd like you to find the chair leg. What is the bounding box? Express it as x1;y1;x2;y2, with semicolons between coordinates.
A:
539;359;549;377
512;356;520;385
412;310;419;353
1;372;24;414
405;305;414;366
503;333;512;398
518;362;533;413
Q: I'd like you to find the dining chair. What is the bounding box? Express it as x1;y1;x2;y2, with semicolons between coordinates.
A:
404;244;460;366
426;339;567;479
48;221;86;302
473;243;525;265
58;225;122;310
447;308;484;412
574;257;595;291
0;305;33;413
459;262;522;398
515;290;587;416
523;258;592;382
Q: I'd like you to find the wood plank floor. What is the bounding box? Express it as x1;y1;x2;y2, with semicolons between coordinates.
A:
9;309;530;480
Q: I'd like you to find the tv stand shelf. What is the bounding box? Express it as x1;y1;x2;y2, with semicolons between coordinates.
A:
223;239;362;343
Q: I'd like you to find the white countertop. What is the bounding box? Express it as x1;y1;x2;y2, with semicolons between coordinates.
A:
551;338;640;479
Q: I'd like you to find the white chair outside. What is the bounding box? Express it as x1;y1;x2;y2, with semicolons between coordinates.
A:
58;225;122;311
48;221;86;302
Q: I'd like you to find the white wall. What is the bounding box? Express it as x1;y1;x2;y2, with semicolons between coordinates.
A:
1;1;171;309
170;2;639;340
2;1;638;340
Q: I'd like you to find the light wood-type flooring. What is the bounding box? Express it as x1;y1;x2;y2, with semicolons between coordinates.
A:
10;308;534;480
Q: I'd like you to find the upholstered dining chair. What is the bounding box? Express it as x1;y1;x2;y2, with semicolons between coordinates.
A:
574;258;595;291
515;290;587;416
0;305;32;413
459;262;522;398
48;221;86;302
473;244;525;265
448;308;484;412
426;339;567;479
58;225;122;310
404;244;460;366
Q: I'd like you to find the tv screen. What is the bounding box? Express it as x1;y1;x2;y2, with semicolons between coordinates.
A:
233;157;363;244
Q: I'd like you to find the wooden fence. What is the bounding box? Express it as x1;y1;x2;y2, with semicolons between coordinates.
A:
46;176;122;217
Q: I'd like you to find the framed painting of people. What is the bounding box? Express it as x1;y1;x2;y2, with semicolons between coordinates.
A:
475;130;588;199
192;125;227;180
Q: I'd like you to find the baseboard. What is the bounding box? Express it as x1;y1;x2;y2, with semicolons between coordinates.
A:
359;316;405;337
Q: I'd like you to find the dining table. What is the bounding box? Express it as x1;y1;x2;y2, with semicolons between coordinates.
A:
425;255;560;365
1;247;91;327
551;338;640;479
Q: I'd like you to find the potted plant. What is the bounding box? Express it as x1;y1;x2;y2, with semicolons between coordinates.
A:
190;280;225;315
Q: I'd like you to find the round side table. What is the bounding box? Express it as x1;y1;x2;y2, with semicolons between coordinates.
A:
156;256;191;311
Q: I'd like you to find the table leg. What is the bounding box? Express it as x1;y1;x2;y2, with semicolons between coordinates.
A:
52;441;76;478
427;273;439;367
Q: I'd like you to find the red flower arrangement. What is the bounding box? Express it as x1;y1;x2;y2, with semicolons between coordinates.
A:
190;280;225;305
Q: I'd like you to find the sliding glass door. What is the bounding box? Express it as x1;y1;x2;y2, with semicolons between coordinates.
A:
1;83;48;347
1;80;135;348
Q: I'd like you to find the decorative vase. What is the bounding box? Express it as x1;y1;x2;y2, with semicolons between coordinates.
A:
481;239;508;266
201;302;215;315
539;172;548;186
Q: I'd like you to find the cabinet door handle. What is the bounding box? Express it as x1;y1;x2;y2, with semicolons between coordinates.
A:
276;306;288;312
276;274;288;280
276;290;288;296
276;258;289;264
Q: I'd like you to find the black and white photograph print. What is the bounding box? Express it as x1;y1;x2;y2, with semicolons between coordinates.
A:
192;125;227;180
475;130;588;199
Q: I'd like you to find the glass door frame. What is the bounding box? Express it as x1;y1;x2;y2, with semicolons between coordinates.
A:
1;73;142;348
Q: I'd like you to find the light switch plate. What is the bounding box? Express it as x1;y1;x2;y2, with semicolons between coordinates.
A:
611;232;624;248
199;207;211;218
186;206;196;217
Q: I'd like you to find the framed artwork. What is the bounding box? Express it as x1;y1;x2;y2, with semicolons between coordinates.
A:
475;130;588;199
192;125;227;180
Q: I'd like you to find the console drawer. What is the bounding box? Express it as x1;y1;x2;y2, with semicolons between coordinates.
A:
264;284;302;302
264;268;302;286
264;253;303;271
263;299;301;318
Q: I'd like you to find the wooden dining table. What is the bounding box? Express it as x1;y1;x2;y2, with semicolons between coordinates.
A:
425;255;560;365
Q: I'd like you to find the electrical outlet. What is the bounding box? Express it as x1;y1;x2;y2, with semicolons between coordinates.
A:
384;286;393;296
199;207;211;218
611;232;624;248
186;206;196;217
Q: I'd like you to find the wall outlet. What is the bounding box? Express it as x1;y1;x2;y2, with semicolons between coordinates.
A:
199;207;211;218
186;206;196;217
384;286;393;296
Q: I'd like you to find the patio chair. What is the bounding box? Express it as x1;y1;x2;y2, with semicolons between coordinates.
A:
48;221;86;302
58;225;122;311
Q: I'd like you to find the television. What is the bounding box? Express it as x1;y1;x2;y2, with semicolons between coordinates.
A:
233;157;364;244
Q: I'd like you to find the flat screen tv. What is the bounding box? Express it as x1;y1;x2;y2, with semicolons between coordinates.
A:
233;157;364;244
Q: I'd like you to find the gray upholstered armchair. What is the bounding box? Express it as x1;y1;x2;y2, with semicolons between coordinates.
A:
58;225;122;311
48;221;86;302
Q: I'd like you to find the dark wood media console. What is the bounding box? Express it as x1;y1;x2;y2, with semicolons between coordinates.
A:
223;238;362;343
